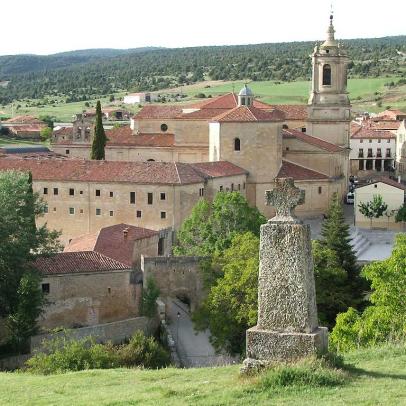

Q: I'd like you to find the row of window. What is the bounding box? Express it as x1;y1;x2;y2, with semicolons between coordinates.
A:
43;188;168;205
44;206;167;219
359;139;391;143
219;183;245;192
358;148;391;158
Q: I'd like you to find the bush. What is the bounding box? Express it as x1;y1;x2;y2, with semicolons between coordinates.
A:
117;331;170;369
26;331;170;374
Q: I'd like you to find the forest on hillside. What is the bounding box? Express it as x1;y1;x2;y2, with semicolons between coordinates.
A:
0;36;405;105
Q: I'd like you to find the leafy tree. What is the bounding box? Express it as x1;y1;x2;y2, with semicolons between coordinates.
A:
90;100;107;160
331;234;406;352
395;203;406;224
174;192;266;256
0;171;61;350
40;127;52;141
312;241;353;328
38;115;55;129
192;232;259;355
141;277;160;317
358;194;388;228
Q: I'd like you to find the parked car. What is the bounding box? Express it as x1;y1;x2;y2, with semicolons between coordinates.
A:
346;192;354;204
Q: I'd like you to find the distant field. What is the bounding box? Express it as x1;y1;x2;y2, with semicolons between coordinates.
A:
0;77;405;121
0;136;45;147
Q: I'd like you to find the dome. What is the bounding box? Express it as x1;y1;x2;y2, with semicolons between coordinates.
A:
238;85;253;97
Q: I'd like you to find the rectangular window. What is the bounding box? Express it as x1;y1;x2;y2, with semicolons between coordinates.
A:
301;127;306;133
109;210;114;217
65;149;70;155
53;207;56;212
130;192;136;204
136;210;142;218
42;283;50;294
43;187;48;195
318;186;322;194
360;139;363;143
387;139;391;143
219;185;223;192
238;184;241;191
160;192;166;200
369;139;372;143
386;148;391;157
69;188;75;196
161;211;166;219
53;188;58;195
231;183;234;191
80;209;84;214
199;188;204;197
378;139;381;143
96;208;101;216
95;189;101;197
148;193;153;205
80;190;83;195
110;191;114;198
69;207;75;215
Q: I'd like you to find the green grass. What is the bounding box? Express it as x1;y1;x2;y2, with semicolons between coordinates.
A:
0;136;46;147
0;343;405;405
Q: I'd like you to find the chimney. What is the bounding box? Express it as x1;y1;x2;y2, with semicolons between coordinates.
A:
123;227;129;239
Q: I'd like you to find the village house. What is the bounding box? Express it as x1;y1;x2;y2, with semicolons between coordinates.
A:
0;115;46;139
123;92;158;104
354;178;405;230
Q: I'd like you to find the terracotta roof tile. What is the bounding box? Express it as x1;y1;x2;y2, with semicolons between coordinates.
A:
282;129;344;152
350;127;395;140
266;105;308;120
106;126;174;147
34;251;130;275
191;161;248;178
64;232;98;252
0;158;206;185
277;160;329;181
134;105;183;119
212;106;284;122
356;177;406;191
188;93;238;109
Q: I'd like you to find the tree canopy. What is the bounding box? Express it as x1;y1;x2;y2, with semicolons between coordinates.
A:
0;171;61;350
90;100;107;160
174;192;266;256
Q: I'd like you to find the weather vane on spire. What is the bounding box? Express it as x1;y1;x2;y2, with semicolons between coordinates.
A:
330;3;334;21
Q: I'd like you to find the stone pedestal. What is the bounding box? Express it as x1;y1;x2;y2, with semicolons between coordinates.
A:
242;178;328;372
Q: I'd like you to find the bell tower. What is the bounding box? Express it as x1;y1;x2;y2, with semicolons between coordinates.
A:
307;13;351;148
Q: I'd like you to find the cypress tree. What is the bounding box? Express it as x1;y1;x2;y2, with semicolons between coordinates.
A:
320;192;366;301
90;101;106;160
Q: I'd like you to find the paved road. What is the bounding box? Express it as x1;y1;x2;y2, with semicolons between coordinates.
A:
166;298;237;368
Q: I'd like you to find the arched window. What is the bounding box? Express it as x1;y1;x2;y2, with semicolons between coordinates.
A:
282;124;288;129
234;138;241;151
323;64;331;86
147;159;155;162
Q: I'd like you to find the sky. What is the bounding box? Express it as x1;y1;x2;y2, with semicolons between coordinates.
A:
0;0;405;56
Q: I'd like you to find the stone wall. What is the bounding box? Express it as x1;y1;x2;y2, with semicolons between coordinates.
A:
141;256;206;310
31;316;158;353
39;269;139;330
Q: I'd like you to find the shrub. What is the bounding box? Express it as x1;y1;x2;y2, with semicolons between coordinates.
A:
26;331;170;374
117;331;170;369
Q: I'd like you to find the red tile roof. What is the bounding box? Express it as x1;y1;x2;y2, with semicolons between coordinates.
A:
188;93;238;109
134;105;183;119
65;224;159;266
191;161;248;178
350;127;395;140
267;105;308;121
282;129;344;152
53;127;72;137
212;106;285;123
277;160;329;181
106;126;175;147
0;158;205;185
34;251;130;275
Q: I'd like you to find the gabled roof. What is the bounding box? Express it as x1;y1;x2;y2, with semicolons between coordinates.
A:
282;129;344;152
350;127;395;140
212;106;285;123
65;224;159;267
277;160;329;181
266;105;308;121
191;161;248;178
356;177;405;191
34;251;130;275
134;105;183;119
106;126;174;147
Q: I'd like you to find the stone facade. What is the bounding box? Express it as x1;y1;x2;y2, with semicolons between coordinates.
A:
243;178;327;370
141;256;205;311
39;269;139;330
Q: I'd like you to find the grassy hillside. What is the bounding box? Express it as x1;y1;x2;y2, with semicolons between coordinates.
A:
0;343;404;405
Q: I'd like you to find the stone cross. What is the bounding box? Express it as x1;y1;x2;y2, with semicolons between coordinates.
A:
265;178;305;222
241;177;327;373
